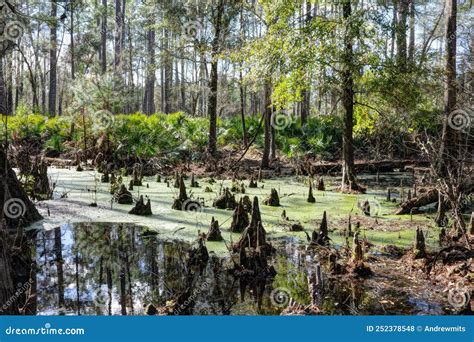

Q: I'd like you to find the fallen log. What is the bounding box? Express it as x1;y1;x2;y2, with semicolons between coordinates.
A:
308;159;427;175
396;189;438;215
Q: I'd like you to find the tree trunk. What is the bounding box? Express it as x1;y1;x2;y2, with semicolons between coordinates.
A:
397;0;408;70
143;15;156;115
0;59;6;114
163;29;172;114
114;0;122;74
70;2;75;80
101;0;107;74
408;0;415;62
207;0;225;156
300;0;312;125
340;1;361;192
239;5;248;146
6;57;13;115
390;1;398;58
48;0;57;116
261;79;272;169
239;67;248;146
438;0;458;175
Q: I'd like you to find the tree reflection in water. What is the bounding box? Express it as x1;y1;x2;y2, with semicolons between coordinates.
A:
0;222;446;316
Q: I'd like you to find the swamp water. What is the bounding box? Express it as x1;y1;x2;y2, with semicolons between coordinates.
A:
32;222;447;316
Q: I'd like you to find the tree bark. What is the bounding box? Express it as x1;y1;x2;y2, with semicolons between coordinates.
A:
163;28;172;114
438;0;457;174
114;0;122;74
70;1;75;80
340;1;361;191
0;59;6;114
408;0;415;62
48;0;57;116
261;79;272;169
397;0;408;70
300;0;312;125
390;1;398;58
207;0;225;156
101;0;107;74
143;14;156;115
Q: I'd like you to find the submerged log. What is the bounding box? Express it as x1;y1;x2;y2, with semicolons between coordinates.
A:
307;181;315;203
230;198;249;233
396;188;438;215
129;195;152;216
207;217;223;241
263;188;280;206
308;159;424;174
